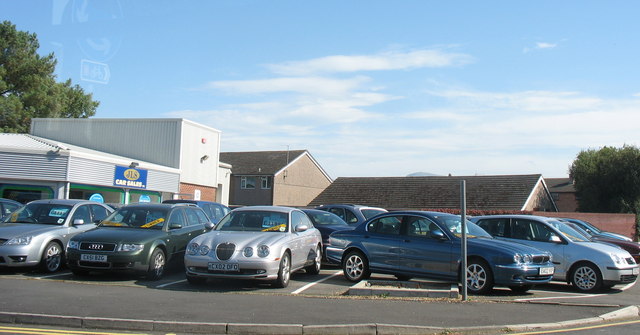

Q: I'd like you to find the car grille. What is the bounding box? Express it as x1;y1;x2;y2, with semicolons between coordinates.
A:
620;274;638;283
532;255;551;264
216;243;236;261
192;266;263;276
79;242;117;252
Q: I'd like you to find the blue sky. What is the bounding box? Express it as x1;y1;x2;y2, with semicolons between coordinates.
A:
3;1;640;179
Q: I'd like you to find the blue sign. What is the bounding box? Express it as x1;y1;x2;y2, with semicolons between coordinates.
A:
89;193;104;203
113;166;148;189
139;195;151;203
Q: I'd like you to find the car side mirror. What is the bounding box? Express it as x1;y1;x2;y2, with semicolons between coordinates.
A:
429;229;447;240
73;219;85;225
295;224;309;232
549;235;562;243
204;222;215;230
169;223;182;229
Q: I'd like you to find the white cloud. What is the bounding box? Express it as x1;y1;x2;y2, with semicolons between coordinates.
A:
536;42;557;49
207;76;371;96
267;49;474;76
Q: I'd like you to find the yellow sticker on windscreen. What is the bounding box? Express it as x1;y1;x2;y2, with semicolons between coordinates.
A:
262;224;286;232
140;218;164;228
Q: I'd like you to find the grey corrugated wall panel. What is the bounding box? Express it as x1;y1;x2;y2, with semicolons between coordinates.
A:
0;152;68;181
67;156;115;185
147;170;180;193
31;119;181;168
68;157;179;193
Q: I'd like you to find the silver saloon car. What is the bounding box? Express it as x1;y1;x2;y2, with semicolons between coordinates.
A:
0;199;113;272
184;206;322;288
472;215;639;292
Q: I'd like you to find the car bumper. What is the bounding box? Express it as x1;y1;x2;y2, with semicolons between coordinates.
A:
602;265;639;285
66;249;149;273
325;246;344;265
0;245;41;267
493;264;555;286
184;255;282;281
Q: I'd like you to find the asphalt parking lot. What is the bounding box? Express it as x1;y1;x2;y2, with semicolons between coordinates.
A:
1;263;637;306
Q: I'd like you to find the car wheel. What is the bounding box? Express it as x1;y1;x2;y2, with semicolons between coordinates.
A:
186;274;207;285
40;242;63;273
305;245;322;275
571;262;602;292
146;248;166;281
508;285;533;294
343;250;370;282
273;252;291;288
466;259;494;295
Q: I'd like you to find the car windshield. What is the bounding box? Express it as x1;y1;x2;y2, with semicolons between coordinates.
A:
361;208;386;219
99;207;168;230
216;211;289;232
548;220;590;242
573;219;602;234
439;216;492;238
306;212;348;226
4;203;72;225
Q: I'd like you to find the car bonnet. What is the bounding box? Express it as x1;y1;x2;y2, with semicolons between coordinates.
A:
0;223;61;238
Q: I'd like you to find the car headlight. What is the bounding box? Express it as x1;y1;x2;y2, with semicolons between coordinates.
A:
199;245;210;255
6;236;32;245
610;253;625;265
187;243;199;255
257;245;270;258
513;253;533;264
243;247;254;257
68;240;79;249
118;243;144;252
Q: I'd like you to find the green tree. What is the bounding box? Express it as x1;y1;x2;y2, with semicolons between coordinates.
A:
0;20;98;133
569;145;640;213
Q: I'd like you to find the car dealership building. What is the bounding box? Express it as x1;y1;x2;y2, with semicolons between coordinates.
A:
0;118;230;205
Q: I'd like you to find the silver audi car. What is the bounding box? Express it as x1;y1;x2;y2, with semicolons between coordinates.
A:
184;206;322;288
0;199;113;272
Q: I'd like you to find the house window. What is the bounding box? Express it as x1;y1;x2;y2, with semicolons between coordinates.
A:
261;176;272;189
241;177;256;189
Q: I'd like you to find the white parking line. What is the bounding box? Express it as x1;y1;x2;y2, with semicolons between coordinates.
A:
156;279;186;288
35;272;71;279
291;270;343;295
515;280;637;302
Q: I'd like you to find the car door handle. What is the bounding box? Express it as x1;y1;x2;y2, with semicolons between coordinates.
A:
403;239;411;243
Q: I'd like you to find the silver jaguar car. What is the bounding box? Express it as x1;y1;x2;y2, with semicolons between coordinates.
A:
184;206;322;288
0;199;113;272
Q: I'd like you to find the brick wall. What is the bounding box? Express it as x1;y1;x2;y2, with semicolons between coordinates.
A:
534;211;637;241
179;183;217;202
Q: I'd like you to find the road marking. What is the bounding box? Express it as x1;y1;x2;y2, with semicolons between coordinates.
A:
509;318;640;334
291;270;343;295
155;279;186;288
517;280;637;302
35;272;71;279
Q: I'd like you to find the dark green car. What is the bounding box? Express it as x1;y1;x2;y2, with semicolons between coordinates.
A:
66;203;214;280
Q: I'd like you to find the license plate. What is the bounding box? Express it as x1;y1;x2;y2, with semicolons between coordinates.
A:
81;254;107;262
633;267;639;275
539;267;554;275
208;262;239;271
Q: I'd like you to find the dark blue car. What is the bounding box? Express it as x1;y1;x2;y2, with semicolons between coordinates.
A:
326;211;555;294
302;209;354;258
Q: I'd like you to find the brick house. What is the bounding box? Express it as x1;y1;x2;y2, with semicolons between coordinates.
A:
220;150;332;207
545;177;578;212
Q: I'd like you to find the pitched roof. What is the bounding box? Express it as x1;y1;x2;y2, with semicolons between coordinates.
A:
545;178;575;193
220;150;308;175
308;174;545;211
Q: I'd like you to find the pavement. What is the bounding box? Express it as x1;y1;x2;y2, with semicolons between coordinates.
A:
1;273;640;334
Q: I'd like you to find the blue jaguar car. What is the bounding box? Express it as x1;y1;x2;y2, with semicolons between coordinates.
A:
326;211;555;294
